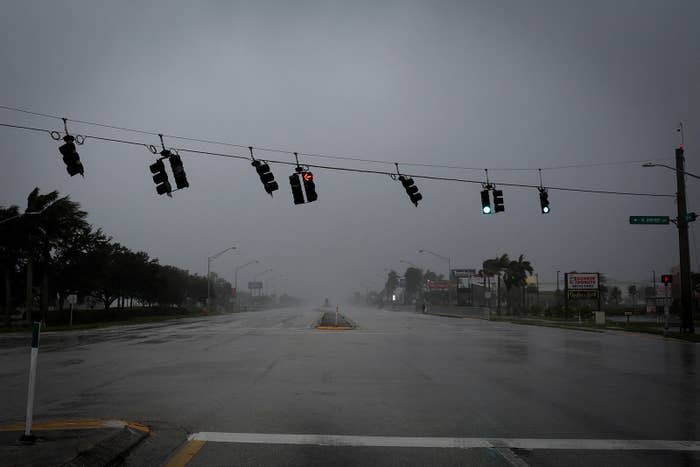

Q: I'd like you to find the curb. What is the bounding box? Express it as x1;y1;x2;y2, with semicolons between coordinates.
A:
62;422;150;467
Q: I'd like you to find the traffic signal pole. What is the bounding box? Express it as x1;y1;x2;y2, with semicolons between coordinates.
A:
675;143;694;333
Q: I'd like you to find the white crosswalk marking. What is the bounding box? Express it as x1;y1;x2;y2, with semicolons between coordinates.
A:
187;432;700;451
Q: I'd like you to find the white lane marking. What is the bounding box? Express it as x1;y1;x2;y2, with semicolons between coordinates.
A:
187;433;700;451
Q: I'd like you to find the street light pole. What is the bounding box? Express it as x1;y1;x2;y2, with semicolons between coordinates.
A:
253;268;273;297
642;128;694;333
207;245;237;310
234;259;259;309
419;249;452;306
674;143;693;333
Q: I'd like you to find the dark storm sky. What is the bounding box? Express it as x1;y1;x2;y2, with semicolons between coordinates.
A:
1;0;698;299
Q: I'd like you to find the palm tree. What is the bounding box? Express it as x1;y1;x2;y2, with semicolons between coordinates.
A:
627;285;638;310
21;188;89;323
1;205;22;326
482;254;509;314
610;286;622;306
503;254;534;313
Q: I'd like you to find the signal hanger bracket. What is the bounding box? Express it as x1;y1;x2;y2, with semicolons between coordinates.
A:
482;169;493;190
293;152;309;172
158;134;173;159
50;118;85;145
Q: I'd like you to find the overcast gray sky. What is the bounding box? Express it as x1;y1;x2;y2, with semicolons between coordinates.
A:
1;0;698;300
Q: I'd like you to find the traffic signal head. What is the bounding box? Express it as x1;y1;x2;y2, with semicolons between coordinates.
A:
675;146;684;157
169;154;190;190
149;159;172;195
480;190;492;214
302;171;318;202
661;274;673;285
58;135;84;177
399;175;422;206
539;188;550;214
289;172;305;204
493;190;504;213
252;160;279;196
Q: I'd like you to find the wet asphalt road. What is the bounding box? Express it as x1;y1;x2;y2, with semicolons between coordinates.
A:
0;306;698;466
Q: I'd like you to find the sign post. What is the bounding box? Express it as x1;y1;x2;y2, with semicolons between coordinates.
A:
664;283;670;336
67;294;77;327
21;322;41;443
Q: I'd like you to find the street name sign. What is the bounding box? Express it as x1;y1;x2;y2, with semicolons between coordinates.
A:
629;216;669;225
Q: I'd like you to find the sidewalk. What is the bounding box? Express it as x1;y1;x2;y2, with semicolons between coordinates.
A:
0;419;149;467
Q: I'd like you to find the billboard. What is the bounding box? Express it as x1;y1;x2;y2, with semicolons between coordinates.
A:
566;273;599;290
566;273;599;300
248;281;263;290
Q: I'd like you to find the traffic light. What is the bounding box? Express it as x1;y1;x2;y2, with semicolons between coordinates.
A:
169;154;190;190
289;172;305;204
399;175;422;206
676;145;684;158
149;159;172;195
661;274;673;285
480;190;492;214
58;135;84;177
302;171;318;202
493;189;504;213
538;188;550;214
252;160;279;196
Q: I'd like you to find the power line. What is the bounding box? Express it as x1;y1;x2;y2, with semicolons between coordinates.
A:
0;104;674;172
0;120;675;198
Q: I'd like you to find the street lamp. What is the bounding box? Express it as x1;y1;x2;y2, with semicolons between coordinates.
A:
207;245;237;309
0;203;57;225
254;268;274;280
642;162;700;180
419;249;452;306
252;268;273;299
234;259;259;308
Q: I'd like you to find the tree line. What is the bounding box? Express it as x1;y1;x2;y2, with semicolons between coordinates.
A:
1;188;232;326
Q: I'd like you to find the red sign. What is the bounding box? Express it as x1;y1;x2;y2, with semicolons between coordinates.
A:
426;280;451;290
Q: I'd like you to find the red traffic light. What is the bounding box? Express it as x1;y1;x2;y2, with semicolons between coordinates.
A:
661;274;673;285
303;172;314;182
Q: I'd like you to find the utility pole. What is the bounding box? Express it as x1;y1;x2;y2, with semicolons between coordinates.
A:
674;125;693;333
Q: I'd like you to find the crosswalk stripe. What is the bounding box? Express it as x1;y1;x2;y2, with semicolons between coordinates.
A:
187;432;700;451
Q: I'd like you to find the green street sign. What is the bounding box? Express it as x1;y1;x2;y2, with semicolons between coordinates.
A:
687;212;698;223
629;216;670;225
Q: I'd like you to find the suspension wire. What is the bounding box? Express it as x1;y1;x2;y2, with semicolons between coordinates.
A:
0;104;675;172
0;120;676;198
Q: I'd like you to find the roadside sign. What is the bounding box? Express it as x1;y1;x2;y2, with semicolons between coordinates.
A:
426;280;451;290
66;294;78;305
567;290;599;299
452;269;476;278
566;273;599;290
629;216;669;225
248;281;263;290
